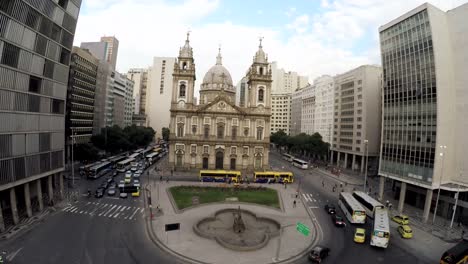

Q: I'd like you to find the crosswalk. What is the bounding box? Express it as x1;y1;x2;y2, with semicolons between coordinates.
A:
302;193;321;209
62;201;144;221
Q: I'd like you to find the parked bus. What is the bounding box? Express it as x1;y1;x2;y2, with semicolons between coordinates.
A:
79;163;96;176
88;161;112;179
370;207;390;248
254;171;294;183
146;152;160;164
352;191;385;218
108;155;127;168
199;170;241;183
117;158;135;172
282;153;294;162
440;240;468;264
338;192;366;224
141;147;153;157
292;158;309;169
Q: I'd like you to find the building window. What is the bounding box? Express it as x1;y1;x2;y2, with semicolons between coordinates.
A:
179;83;186;98
256;127;263;140
204;126;210;139
232;127;237;140
258;89;264;102
243;147;249;155
203;145;209;154
191;145;196;153
192;125;197;135
29;76;42;93
217;125;224;139
243;128;249;137
1;43;20;68
231;147;236;155
177;124;184;137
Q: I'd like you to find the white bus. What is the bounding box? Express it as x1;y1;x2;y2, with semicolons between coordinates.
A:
146;152;160;164
282;153;294;162
292;158;309;169
370;207;390;248
129;153;140;160
88;161;112;179
338;192;366;224
352;191;385;218
117;158;135;172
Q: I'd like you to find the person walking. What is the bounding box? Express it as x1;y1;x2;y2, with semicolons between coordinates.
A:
293;200;297;208
284;182;287;189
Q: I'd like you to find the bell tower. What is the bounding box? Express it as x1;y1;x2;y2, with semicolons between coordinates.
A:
172;32;196;107
247;38;272;110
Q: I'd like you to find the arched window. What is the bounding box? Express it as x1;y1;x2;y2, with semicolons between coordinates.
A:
217;125;224;139
179;83;186;98
204;126;210;139
177;124;184;137
258;89;264;102
259;67;263;75
182;62;187;70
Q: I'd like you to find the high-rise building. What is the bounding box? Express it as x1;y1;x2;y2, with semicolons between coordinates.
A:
110;71;133;128
81;36;119;71
146;57;176;136
127;68;148;127
378;3;468;223
92;61;112;133
330;65;382;175
301;84;316;135
235;77;248;107
0;0;81;231
313;76;335;143
123;76;134;127
270;93;291;134
291;87;305;136
65;47;98;160
270;62;308;94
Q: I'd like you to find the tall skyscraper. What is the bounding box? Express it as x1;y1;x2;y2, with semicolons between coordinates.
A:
313;75;334;143
301;84;316;135
0;0;81;231
127;68;148;126
81;36;119;71
146;57;176;136
378;3;468;223
235;77;248;107
92;61;112;134
291;87;305;136
330;65;382;174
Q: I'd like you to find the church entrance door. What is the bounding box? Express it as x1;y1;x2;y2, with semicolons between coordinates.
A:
215;151;224;169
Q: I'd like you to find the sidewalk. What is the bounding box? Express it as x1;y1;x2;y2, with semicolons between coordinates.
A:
146;180;318;264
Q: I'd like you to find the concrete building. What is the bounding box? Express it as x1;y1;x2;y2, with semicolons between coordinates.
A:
301;84;316;135
235;77;248;107
378;3;468;223
0;0;81;231
330;65;382;175
92;61;112;134
313;76;335;143
127;68;148;127
147;57;176;135
270;62;308;94
123;76;134;127
169;35;271;171
111;71;133;128
270;93;291;134
65;47;99;161
81;36;119;71
291;87;305;136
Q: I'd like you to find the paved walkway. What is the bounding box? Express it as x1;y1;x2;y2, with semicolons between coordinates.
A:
146;180;318;264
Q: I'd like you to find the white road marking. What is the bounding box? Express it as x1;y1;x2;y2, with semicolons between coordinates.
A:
313;199;317;203
129;207;141;220
108;205;122;217
309;206;319;209
6;247;22;261
69;207;79;213
102;205;117;217
302;193;311;202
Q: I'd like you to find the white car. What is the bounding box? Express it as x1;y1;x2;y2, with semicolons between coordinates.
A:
118;180;125;188
136;169;143;174
125;171;132;177
119;192;128;198
131;166;138;172
133;180;140;187
133;173;141;178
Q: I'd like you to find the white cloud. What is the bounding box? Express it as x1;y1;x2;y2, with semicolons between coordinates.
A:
286;14;310;34
285;7;297;17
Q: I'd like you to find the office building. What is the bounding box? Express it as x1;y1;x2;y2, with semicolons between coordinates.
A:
127;68;148;127
313;75;334;143
330;65;382;175
270;93;291;134
301;84;316;135
0;0;81;231
235;77;248;107
270;62;308;94
291;87;305;136
81;36;119;71
92;61;112;134
123;76;134;127
147;57;176;135
378;3;468;223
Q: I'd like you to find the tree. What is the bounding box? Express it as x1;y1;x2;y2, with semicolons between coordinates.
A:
90;125;156;155
74;143;100;162
162;127;170;141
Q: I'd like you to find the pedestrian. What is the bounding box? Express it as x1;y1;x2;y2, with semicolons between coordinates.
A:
171;169;173;177
295;191;299;199
166;176;169;183
462;230;465;238
284;182;287;189
322;181;325;187
388;203;393;210
293;200;297;208
340;183;343;188
386;200;390;207
160;175;162;181
332;186;336;192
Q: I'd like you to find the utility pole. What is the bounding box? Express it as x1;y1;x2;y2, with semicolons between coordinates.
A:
71;132;76;187
432;145;447;225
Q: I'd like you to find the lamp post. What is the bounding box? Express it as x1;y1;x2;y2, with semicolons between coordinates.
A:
432;145;447;225
363;139;369;193
71;132;76;187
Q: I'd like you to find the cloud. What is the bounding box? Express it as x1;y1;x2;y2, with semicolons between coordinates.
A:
286;14;310;34
285;7;297;17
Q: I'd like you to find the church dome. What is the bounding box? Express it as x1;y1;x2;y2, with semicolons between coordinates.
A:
201;48;234;91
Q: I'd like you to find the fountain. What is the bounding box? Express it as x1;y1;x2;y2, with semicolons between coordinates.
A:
193;206;280;251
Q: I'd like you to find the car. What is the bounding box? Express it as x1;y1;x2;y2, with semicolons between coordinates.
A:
125;171;132;177
331;214;346;227
136;169;143;174
118;180;125;188
133;173;141;178
124;177;132;183
308;246;330;263
107;188;116;196
354;228;366;243
100;182;108;190
106;177;113;183
397;225;413;239
324;204;336;214
131;166;138;172
95;188;104;198
132;190;140;197
119;192;128;198
392;214;409;225
109;182;117;189
133;179;140;187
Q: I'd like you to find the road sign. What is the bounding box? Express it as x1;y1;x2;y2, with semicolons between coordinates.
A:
296;222;310;236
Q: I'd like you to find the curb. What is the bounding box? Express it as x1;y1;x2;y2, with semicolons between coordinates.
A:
313;168;364;186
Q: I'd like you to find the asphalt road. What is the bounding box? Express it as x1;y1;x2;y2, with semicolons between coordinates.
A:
0;157;182;264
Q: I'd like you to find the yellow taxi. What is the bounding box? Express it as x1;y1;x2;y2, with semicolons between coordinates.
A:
354;228;366;243
392;214;409;225
397;225;413;238
132;190;140;197
124;176;132;183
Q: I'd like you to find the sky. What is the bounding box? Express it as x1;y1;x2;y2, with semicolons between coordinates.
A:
74;0;468;86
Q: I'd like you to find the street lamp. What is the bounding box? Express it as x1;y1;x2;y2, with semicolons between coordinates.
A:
363;139;369;193
70;132;76;187
432;145;447;225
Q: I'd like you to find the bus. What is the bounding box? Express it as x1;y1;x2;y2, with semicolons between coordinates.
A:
440;240;468;264
117;158;135;172
88;161;112;179
292;158;309;169
282;153;294;162
352;191;385;218
141;147;153;157
129;153;140;160
108;155;127;168
370;207;390;248
338;192;366;224
146;152;160;164
254;171;294;183
119;184;139;194
199;170;241;183
79;163;96;176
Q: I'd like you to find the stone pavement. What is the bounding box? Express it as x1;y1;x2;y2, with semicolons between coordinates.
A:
145;180;318;264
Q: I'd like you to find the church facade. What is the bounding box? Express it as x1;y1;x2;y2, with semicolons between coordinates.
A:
168;34;272;171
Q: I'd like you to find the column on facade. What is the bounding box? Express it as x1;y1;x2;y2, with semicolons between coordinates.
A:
398;182;407;214
24;183;32;217
378;176;385;202
36;179;43;211
351;154;356;171
10;188;19;225
330;150;334;164
422;188;433;223
360;155;365;173
344;153;348;169
0;202;5;232
336;152;340;167
47;175;53;204
59;173;64;200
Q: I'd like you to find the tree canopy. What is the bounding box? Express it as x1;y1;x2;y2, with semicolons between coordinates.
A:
270;130;330;160
90;125;155;155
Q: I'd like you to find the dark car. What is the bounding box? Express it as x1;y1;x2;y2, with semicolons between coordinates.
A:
324;204;336;214
100;182;108;190
95;188;104;198
106;177;113;183
331;214;346;227
107;187;116;196
308;246;330;263
109;182;117;189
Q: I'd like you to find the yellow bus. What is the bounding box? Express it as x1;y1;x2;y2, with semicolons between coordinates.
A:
199;170;241;183
254;171;294;184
